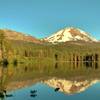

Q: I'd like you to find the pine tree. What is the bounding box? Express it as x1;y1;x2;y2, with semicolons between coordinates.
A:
0;30;5;59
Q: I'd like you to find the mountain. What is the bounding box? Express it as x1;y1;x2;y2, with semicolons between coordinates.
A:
43;27;97;43
1;28;98;44
43;78;99;94
1;29;41;44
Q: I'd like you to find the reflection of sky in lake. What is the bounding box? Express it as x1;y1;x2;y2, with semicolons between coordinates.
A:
0;62;100;100
6;82;100;100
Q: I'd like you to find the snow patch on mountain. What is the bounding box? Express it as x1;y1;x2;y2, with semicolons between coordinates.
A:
44;27;97;43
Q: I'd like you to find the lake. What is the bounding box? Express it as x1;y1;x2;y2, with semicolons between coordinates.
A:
0;61;100;100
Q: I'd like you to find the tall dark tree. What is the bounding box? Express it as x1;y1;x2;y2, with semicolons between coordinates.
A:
0;30;5;59
55;54;58;61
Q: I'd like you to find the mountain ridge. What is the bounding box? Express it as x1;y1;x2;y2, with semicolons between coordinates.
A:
43;27;97;43
0;29;42;44
0;27;98;44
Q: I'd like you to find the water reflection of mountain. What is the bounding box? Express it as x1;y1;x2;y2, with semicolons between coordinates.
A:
0;61;100;93
42;78;99;94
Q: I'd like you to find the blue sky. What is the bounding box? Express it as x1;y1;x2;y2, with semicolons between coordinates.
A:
0;0;100;39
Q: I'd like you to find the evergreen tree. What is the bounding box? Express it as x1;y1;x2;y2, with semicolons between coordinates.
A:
0;30;5;59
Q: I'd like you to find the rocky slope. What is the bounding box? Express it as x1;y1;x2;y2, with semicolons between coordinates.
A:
1;29;41;44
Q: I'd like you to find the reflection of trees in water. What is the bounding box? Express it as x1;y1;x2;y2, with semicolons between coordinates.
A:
24;66;28;72
54;61;99;70
0;61;99;99
55;54;58;61
54;53;99;62
0;65;7;99
95;62;98;69
0;65;13;99
71;61;98;69
0;58;99;100
55;63;58;69
83;62;98;69
54;53;98;69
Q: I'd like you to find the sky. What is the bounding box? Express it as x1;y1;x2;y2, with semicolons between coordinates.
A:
0;0;100;39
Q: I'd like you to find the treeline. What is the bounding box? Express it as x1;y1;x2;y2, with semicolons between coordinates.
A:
3;40;100;62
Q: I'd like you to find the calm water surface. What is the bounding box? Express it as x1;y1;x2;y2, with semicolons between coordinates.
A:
0;62;100;100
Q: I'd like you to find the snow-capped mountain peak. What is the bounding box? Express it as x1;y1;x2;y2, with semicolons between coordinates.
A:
44;27;97;43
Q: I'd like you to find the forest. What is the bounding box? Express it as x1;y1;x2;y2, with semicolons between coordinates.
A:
0;30;100;64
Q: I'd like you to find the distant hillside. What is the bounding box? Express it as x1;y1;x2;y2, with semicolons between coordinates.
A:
2;29;42;44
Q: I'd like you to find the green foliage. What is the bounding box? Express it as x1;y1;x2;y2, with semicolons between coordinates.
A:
0;30;5;59
11;40;100;61
0;30;5;43
1;38;100;63
13;59;18;66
